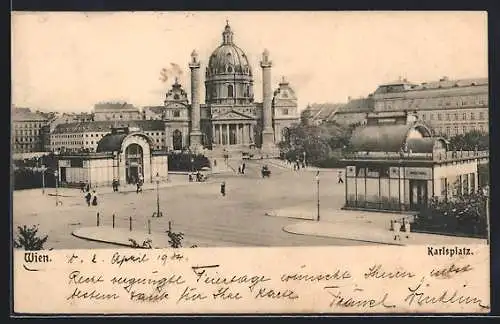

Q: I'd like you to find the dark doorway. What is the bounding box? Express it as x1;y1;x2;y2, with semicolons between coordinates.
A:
60;167;67;183
409;180;428;210
125;143;144;184
173;129;183;150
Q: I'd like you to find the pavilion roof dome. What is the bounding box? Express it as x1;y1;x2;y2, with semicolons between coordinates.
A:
96;133;128;153
349;122;432;153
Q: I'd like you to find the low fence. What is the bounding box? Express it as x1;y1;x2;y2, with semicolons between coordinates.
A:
94;212;177;235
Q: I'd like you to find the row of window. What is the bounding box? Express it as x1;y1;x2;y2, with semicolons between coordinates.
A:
14;130;41;136
377;95;488;111
13;122;46;129
208;84;252;99
434;123;488;135
12;143;39;152
53;133;106;138
15;137;39;143
422;111;487;121
440;173;476;198
145;132;164;137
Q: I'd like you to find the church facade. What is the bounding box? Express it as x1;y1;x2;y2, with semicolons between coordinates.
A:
159;22;299;153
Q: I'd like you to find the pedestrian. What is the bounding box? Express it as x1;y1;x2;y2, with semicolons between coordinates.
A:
80;182;85;192
136;181;142;194
188;173;193;182
238;166;241;174
220;181;226;197
393;219;401;241
85;182;90;192
337;171;344;184
242;162;246;174
91;190;98;206
403;218;411;239
85;191;92;206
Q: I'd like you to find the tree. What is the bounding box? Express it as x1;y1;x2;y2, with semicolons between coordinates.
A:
277;120;358;167
14;225;49;250
166;222;184;248
448;130;489;151
413;191;487;238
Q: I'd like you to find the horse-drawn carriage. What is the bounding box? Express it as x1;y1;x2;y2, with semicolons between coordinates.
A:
261;165;271;178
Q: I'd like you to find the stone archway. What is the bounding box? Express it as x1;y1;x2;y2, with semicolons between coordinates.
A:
119;133;152;185
125;143;143;184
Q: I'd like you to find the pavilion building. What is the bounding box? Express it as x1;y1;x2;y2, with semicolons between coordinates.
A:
342;111;488;212
55;127;168;187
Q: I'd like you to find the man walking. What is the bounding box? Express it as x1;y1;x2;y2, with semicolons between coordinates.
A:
337;171;344;184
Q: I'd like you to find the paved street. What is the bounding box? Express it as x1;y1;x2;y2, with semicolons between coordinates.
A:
13;161;372;249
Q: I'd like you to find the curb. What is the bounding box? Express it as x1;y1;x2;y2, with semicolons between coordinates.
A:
281;225;405;246
264;212;314;221
72;231;134;248
72;227;205;248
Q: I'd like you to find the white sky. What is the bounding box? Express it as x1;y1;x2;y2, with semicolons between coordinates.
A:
12;11;488;113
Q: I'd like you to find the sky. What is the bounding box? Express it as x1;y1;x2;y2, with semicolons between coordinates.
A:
12;11;488;113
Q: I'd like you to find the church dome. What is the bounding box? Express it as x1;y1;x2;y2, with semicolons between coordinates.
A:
204;22;254;105
206;22;252;76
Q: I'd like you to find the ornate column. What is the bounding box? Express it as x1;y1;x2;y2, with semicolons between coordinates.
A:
260;49;275;152
212;124;216;144
189;50;202;150
226;124;230;145
218;124;223;145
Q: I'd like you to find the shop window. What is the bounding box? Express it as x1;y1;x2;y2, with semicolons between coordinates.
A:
366;167;380;178
356;167;366;177
380;167;390;177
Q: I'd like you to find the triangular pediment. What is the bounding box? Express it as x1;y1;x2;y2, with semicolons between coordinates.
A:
216;110;254;120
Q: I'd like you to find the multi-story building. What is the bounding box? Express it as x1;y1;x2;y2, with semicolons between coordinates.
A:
11;107;49;153
330;97;374;126
300;103;344;125
142;106;164;120
93;102;142;121
48;112;95;132
301;77;488;137
372;77;488;136
50;120;166;153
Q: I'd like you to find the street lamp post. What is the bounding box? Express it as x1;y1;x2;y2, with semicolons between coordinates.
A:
483;186;490;245
315;171;320;222
54;169;61;206
41;165;46;195
36;158;46;195
152;172;163;218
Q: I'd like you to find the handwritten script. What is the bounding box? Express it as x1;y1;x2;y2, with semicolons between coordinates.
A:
14;246;489;313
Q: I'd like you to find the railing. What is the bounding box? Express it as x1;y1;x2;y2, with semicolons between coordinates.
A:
343;150;488;162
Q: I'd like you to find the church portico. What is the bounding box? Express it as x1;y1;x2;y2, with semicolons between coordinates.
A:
212;121;255;147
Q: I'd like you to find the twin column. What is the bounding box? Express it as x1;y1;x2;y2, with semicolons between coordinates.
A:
189;50;202;149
